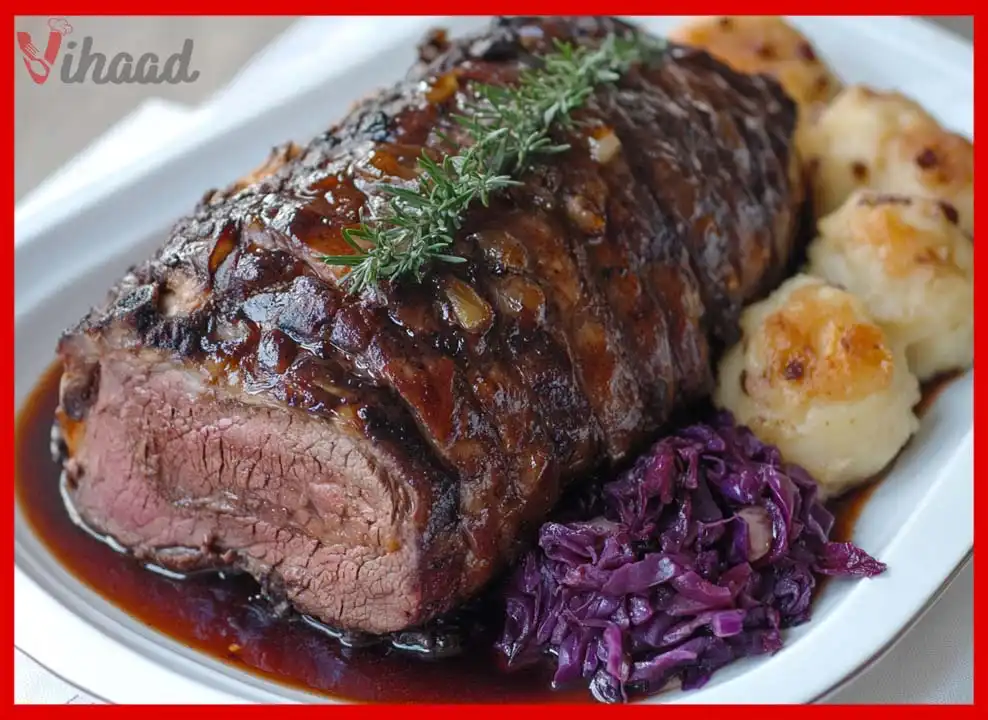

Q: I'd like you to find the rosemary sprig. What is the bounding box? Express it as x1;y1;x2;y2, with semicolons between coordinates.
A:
322;32;664;293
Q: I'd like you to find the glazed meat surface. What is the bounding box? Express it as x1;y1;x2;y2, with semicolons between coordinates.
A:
55;16;803;634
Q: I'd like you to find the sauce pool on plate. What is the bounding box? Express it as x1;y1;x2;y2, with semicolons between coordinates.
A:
14;362;955;703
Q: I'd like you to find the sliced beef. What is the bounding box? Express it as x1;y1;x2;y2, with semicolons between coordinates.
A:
55;16;803;634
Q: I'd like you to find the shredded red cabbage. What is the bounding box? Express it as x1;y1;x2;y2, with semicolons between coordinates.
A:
495;411;886;702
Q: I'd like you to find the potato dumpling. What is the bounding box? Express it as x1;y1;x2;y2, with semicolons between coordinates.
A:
669;16;841;110
881;120;974;236
801;85;974;233
714;274;920;500
806;191;973;382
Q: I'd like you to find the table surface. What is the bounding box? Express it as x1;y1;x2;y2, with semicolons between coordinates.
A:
14;15;974;705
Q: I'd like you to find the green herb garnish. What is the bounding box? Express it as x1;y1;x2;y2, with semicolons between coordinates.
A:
322;32;664;293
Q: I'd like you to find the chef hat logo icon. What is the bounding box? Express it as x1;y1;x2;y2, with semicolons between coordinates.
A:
17;16;71;85
48;17;73;36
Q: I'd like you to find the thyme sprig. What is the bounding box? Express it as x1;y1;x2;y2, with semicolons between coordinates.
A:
322;32;664;293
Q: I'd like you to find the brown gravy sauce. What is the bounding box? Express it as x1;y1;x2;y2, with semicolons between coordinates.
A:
14;362;957;703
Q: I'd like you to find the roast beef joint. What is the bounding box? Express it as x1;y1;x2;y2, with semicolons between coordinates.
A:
54;16;804;635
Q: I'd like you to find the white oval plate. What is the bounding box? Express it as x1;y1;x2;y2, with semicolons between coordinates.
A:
14;15;973;705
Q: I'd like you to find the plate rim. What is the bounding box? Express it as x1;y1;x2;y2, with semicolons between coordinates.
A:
810;550;973;704
13;549;975;705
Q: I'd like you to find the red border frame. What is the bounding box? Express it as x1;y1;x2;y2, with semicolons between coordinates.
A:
9;6;980;712
7;4;984;15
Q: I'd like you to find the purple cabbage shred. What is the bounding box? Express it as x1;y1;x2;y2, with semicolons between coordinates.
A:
495;411;886;702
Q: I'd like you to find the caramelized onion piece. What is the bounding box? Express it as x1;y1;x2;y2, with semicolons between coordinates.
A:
474;229;530;272
444;278;493;334
426;72;460;104
496;277;546;321
566;194;606;235
589;127;622;164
